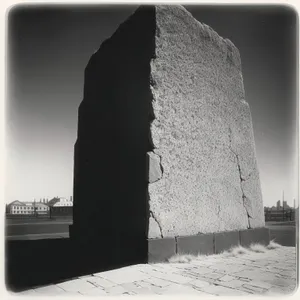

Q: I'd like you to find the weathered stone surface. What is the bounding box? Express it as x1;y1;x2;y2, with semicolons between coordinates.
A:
214;231;240;253
148;5;264;237
147;151;163;183
177;234;214;255
72;4;265;256
239;227;270;247
148;237;176;263
148;212;163;238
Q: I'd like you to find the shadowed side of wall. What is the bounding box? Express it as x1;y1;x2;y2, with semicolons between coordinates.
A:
71;6;156;264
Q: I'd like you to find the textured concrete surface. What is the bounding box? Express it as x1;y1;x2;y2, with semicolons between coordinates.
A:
16;247;297;296
177;234;214;255
240;227;270;247
147;151;163;183
72;4;264;246
148;228;270;262
148;5;264;237
214;231;240;253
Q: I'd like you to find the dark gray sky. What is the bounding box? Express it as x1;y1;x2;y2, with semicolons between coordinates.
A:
6;4;297;207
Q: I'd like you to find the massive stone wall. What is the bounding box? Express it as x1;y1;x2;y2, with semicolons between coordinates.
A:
72;6;156;246
148;5;264;238
72;5;265;247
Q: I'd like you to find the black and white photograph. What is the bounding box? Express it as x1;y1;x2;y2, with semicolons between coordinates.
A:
4;0;298;296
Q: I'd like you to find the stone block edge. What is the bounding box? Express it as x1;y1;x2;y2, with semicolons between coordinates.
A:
147;227;270;262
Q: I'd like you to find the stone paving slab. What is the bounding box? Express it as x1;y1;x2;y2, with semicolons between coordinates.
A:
24;246;298;296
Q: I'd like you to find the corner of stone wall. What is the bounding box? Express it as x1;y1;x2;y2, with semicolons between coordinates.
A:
146;39;166;238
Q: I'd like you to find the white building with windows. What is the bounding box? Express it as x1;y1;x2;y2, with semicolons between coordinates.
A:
7;200;49;215
48;197;73;207
7;200;29;215
32;202;49;214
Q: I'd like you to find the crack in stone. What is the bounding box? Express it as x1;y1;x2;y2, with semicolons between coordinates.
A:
150;210;163;238
57;286;67;292
87;280;99;288
217;204;221;216
228;128;252;229
156;152;164;176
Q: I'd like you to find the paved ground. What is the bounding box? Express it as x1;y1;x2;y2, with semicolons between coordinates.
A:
15;246;297;296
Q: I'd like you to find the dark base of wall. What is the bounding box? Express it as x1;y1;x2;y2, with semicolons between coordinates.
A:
148;227;270;263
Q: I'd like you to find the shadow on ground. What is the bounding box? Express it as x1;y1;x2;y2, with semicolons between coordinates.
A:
6;237;147;292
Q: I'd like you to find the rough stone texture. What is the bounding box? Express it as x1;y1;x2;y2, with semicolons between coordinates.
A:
148;5;264;237
72;4;265;255
148;238;176;263
240;227;270;247
148;228;269;260
214;231;240;253
177;234;214;255
147;151;163;183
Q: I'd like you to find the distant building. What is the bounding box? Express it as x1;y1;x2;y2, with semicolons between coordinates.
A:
283;200;291;210
7;200;49;215
7;200;28;215
264;206;279;212
48;197;73;207
276;200;281;210
32;202;49;214
48;197;60;206
47;197;73;217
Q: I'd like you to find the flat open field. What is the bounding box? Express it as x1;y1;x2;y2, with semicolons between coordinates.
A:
266;221;296;247
5;217;297;246
5;217;72;240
